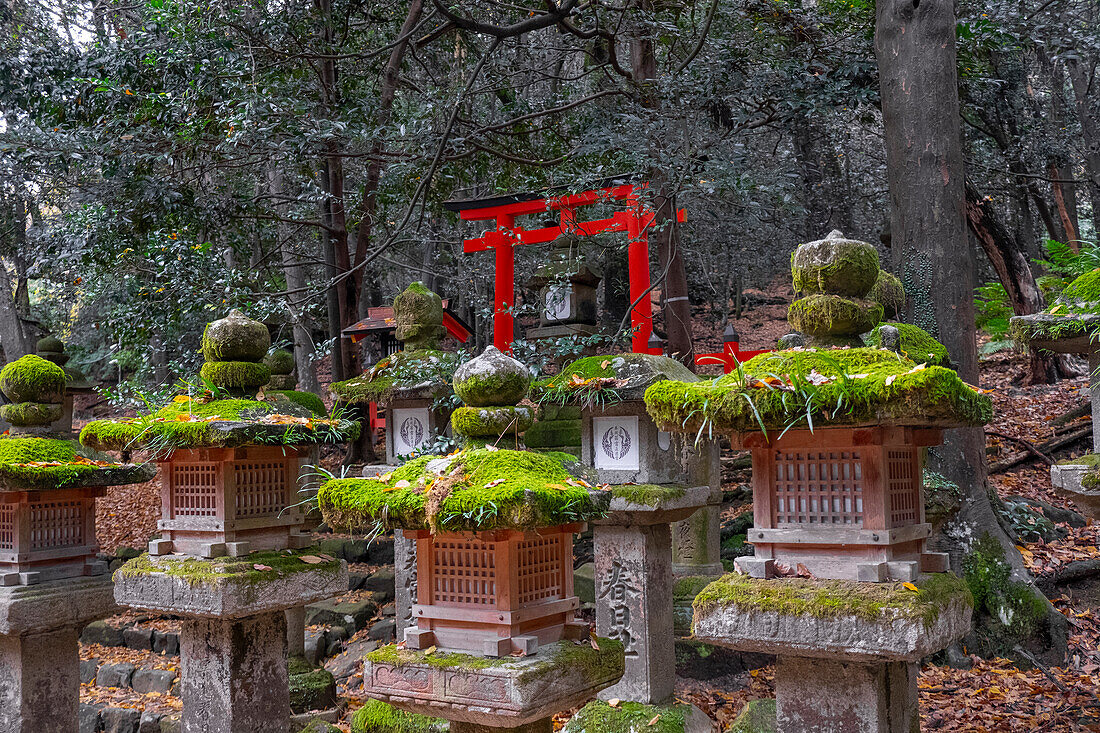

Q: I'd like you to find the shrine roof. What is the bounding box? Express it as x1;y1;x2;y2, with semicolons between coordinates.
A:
644;347;992;435
79;392;358;453
0;436;154;491
318;447;611;532
329;349;463;405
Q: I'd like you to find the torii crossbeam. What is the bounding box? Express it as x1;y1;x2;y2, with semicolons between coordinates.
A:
443;176;685;353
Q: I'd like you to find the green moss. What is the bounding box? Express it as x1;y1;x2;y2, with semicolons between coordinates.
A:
524;419;582;448
318;447;610;532
0;401;62;426
199;360;271;390
865;323;950;366
351;700;445;733
116;549;342;596
644;347;992;434
1057;452;1100;467
563;700;689;733
451;406;534;439
0;436;150;489
393;282;446;350
788;294;883;339
537;353;699;406
330;350;461;404
1036;274;1069;304
266;390;326;416
1060;269;1100;303
36;335;64;353
0;354;67;403
201;310;271;362
693;572;972;630
453;370;530;408
673;575;714;603
962;533;1050;651
288;668;337;713
727;699;777;733
610;483;686;507
264;349;296;375
869;270;906;320
791;237;880;297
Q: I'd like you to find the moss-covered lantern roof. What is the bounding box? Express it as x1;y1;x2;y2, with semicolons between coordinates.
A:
1010;269;1100;352
318;447;610;533
329;349;463;404
644;347;992;435
535;352;699;404
0;435;154;491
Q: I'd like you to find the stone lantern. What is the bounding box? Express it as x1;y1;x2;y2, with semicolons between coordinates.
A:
317;347;624;733
0;354;153;732
644;232;991;732
81;310;356;733
526;232;602;340
264;348;298;391
331;282;460;464
35;334;96;437
1011;270;1100;518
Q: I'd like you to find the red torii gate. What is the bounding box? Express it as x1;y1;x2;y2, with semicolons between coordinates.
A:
443;177;684;354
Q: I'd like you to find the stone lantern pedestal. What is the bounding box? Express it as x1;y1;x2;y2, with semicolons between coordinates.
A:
692;573;973;733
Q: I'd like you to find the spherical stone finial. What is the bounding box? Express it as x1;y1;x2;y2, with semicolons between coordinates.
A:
393;282;446;351
0;354;66;404
453;346;531;407
36;335;64;355
870;270;906;320
201;309;271;363
264;349;295;376
791;231;880;298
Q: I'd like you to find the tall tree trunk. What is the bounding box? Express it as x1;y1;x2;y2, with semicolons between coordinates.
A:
876;0;1066;662
1067;57;1100;239
0;196;31;361
791;114;853;239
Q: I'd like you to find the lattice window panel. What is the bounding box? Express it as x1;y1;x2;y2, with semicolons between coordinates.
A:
431;538;497;607
774;450;864;525
234;461;288;519
887;449;919;527
172;463;219;518
516;535;564;604
29;501;84;550
0;504;14;550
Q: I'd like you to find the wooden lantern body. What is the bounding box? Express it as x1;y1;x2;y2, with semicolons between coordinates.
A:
0;487;103;585
737;426;947;582
153;445;311;557
404;524;587;657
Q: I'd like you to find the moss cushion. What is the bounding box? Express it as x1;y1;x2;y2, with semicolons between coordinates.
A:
80;393;356;452
644;347;992;434
864;323;949;366
0;354;67;404
0;436;154;490
330;350;462;405
537;352;700;405
318;447;610;532
1011;269;1100;347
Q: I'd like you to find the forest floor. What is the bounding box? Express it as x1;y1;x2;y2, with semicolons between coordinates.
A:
78;286;1100;732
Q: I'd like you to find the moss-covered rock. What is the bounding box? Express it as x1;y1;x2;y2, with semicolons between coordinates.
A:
644;347;992;434
330;350;461;405
869;270;906;320
788;294;883;340
199;360;272;390
693;571;972;629
790;232;880;298
562;699;704;733
351;700;446;733
288;667;337;713
865;323;949;366
0;354;67;404
524;419;582;449
0;436;153;490
265;390;326;416
727;699;777;733
1060;268;1100;305
537;352;700;405
115;549;342;589
393;282;446;350
318;447;610;532
610;483;686;507
452;346;530;407
451;406;534;439
201;309;271;362
264;349;296;375
0;401;63;427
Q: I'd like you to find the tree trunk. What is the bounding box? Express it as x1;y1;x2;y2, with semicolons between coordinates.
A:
964;181;1059;384
791;114;853;239
0;196;31;362
876;0;1066;662
1067;57;1100;240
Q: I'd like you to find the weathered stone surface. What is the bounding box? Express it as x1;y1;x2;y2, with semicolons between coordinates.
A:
123;625;155;650
132;668;177;694
96;662;137;688
362;567;396;601
452;346;531;407
451;720;552;733
153;630;180;655
368;618;396;642
393;283;446;350
179;610;291;733
363;639;623;727
304;597;378;632
774;656;917;733
790;231;880;298
102;705;142;733
114;557;347;619
287;606;307;658
1050;462;1100;518
593;522;675;704
0;626;81;732
79;702;105;733
693;592;972;662
139;710;166;733
289;668;338;713
727;698;776;733
201;309;271;362
394;529;418;636
324;638;376;684
598;484;710;526
0;575;116;635
82;619;126;647
573;563;595;605
81;657;101;683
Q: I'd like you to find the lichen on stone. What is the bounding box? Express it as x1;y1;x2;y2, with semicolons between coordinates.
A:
0;401;62;426
692;572;973;630
264;349;296;375
201;310;271;362
961;533;1051;656
644;347;992;435
787;294;883;341
115;549;342;589
791;233;880;297
865;323;949;366
200;360;272;390
452;346;531;407
318;447;610;532
393;282;446;350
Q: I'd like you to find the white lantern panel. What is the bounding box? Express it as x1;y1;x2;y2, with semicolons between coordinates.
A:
544;286;572;322
393;408;431;456
593;416;640;471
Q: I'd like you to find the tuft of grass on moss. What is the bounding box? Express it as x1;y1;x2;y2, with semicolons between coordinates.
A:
329;350;461;404
692;572;973;630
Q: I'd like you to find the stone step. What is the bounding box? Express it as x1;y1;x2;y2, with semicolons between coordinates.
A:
81;621;180;655
82;658;179;696
79;703;180;733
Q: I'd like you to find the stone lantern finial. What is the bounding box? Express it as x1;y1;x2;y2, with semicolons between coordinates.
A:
264;349;297;390
393;282;446;351
450;346;534;446
199;309;272;393
0;354;66;434
788;231;884;347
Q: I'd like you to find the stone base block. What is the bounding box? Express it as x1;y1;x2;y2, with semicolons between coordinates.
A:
180;610;290;733
1051;461;1100;518
0;575;116;636
775;656;917;733
692;574;972;662
0;627;80;733
364;639;624;727
672;502;724;580
736;558;774;579
113;551;347;618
